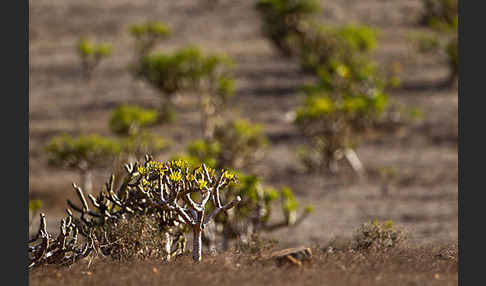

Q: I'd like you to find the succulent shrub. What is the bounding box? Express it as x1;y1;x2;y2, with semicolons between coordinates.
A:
295;92;388;178
172;119;310;250
256;0;381;79
294;87;387;175
191;53;235;139
109;104;159;136
255;0;387;86
352;220;407;251
128;21;172;118
129;21;171;57
29;212;93;268
205;173;313;250
175;118;269;171
297;54;389;177
420;0;458;32
77;37;112;81
256;0;392;176
297;24;387;123
133;45;235;133
28;156;241;267
298;24;378;75
108;104;167;159
45;134;123;193
133;48;194;117
176;139;222;169
211;119;268;169
255;0;320;57
119;131;168;160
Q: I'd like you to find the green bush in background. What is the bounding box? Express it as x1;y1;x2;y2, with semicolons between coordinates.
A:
109;104;159;136
174;118;268;171
129;21;171;57
298;24;378;75
132;48;198;118
108;104;168;168
45;134;123;193
171;116;310;250
256;0;395;177
294;89;387;175
77;37;112;81
255;0;320;57
205;173;313;250
133;45;235;135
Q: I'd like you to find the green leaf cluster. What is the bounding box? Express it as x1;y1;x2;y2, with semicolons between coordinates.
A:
216;76;236;100
186;139;222;168
294;87;387;171
129;21;171;56
216;173;310;228
134;46;233;98
120;131;167;158
256;0;392;174
255;0;320;57
175;118;268;170
45;134;122;170
213;119;269;169
77;38;112;80
78;38;112;58
135;159;237;191
296;91;387;124
299;24;378;74
135;48;196;95
109;105;159;136
129;21;171;38
29;199;43;213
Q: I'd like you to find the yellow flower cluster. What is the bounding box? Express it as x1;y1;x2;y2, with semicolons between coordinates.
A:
169;171;182;182
222;170;236;180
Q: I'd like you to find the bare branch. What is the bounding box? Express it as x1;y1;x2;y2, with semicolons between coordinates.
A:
203;195;241;226
73;183;89;212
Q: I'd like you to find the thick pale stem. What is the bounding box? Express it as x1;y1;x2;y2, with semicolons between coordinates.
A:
344;148;365;179
81;169;93;194
164;232;172;261
192;228;202;262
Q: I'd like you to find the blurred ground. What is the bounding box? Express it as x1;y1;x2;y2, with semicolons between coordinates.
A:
29;244;458;286
29;0;457;247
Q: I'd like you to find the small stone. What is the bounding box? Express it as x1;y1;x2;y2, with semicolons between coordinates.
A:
266;246;312;267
